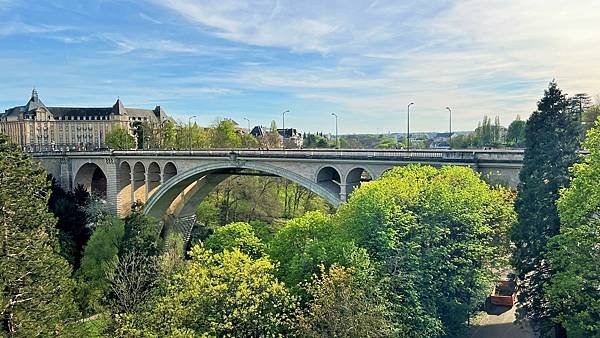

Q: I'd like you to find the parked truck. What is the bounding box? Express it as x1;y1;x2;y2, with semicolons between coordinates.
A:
490;278;517;307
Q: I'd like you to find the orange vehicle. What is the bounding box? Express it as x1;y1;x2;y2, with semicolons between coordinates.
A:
490;279;517;307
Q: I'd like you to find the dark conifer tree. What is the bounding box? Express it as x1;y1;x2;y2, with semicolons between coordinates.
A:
0;134;78;335
48;179;91;268
512;81;580;336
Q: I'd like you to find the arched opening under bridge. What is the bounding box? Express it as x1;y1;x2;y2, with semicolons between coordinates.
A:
144;162;342;222
74;163;107;199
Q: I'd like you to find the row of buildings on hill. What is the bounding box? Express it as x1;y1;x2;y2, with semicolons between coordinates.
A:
0;91;303;151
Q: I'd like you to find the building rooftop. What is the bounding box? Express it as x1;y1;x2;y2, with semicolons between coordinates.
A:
2;90;169;121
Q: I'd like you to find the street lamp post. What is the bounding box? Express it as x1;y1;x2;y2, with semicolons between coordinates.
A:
282;110;289;131
243;117;250;132
282;110;289;149
331;113;339;149
407;102;414;150
446;106;452;147
188;115;196;150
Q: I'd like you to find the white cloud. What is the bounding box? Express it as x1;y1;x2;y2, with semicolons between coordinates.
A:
101;34;210;55
151;0;414;54
150;0;600;132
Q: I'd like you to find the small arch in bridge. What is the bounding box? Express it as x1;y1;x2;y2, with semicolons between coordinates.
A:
163;162;177;182
316;166;341;196
133;162;146;203
346;167;373;197
147;162;161;197
118;161;132;214
74;163;107;199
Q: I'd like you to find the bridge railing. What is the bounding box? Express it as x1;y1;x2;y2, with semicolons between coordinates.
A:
30;148;528;162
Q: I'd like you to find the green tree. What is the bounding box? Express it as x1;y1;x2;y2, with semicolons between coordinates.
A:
120;247;297;337
570;93;593;126
376;136;398;149
582;105;600;132
546;119;600;337
297;265;395;337
506;115;526;147
195;200;220;227
338;164;516;337
474;115;505;147
176;123;211;150
240;132;259;148
76;216;125;315
211;119;242;148
204;222;266;258
268;211;371;288
0;134;78;335
161;120;177;149
157;233;186;278
449;133;477;148
105;126;135;150
512;81;581;335
121;208;162;257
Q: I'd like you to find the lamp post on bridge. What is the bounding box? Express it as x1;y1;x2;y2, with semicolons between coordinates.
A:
446;106;452;148
188;115;196;150
331;113;339;149
407;102;414;150
282;110;289;149
243;117;250;132
282;110;289;131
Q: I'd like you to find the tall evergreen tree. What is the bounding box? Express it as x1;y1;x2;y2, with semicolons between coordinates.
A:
48;180;91;268
0;134;77;335
512;81;580;335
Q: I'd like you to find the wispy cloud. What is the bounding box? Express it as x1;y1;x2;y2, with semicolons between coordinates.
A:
139;12;163;25
0;21;71;37
101;34;205;55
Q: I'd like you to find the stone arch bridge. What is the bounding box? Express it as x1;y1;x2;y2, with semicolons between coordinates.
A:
33;149;523;233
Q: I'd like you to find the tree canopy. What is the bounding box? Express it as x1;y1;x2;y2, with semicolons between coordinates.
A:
338;164;516;336
118;246;297;337
268;211;371;288
105;126;136;150
204;221;266;258
506;116;526;147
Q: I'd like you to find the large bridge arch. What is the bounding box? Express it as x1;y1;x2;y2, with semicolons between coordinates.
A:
144;161;342;220
73;162;107;199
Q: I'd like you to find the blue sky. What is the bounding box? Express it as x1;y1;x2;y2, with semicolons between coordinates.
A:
1;0;599;133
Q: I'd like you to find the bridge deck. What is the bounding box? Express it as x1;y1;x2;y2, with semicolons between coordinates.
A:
32;148;525;164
